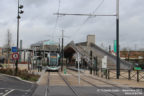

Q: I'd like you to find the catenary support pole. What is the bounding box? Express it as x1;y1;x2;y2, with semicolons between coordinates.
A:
61;30;64;71
54;0;120;78
116;0;120;79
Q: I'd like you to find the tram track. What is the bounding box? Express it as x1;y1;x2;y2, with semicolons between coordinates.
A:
68;68;139;90
82;73;123;88
67;70;122;96
45;72;50;96
44;70;125;96
45;71;80;96
58;72;80;96
69;69;122;88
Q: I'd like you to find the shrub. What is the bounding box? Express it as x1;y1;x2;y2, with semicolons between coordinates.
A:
0;68;40;82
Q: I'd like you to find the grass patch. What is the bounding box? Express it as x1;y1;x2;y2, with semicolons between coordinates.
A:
0;68;40;82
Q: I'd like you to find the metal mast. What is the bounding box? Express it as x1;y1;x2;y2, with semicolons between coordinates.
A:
116;0;120;79
61;30;64;71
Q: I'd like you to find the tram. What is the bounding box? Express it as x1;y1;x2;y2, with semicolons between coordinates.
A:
46;52;61;71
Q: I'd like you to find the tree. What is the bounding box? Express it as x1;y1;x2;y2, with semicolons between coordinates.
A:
121;48;128;60
3;30;12;64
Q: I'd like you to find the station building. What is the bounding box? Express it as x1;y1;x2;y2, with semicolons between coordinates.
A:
64;35;132;70
19;40;59;64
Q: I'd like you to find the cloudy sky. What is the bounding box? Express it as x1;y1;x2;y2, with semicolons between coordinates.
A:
0;0;144;50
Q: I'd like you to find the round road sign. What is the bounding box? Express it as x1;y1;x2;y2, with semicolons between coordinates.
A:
12;53;19;60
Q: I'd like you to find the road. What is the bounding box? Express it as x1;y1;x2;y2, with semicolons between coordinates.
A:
0;74;36;96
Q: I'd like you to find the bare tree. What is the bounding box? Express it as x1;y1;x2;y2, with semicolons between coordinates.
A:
121;47;129;60
3;30;12;64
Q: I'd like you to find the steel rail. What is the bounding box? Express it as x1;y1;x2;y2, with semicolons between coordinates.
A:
68;68;127;88
68;71;118;96
58;72;80;96
45;72;50;96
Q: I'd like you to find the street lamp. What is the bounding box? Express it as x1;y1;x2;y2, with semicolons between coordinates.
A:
15;0;24;75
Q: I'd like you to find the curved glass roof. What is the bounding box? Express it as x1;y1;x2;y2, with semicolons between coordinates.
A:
31;40;58;47
43;40;58;45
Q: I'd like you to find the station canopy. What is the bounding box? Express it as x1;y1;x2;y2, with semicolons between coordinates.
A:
43;40;58;45
31;40;58;47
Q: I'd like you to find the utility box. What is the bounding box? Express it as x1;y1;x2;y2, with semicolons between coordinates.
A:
102;56;107;69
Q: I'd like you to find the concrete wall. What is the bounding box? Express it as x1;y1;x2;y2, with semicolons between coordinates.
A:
89;43;132;69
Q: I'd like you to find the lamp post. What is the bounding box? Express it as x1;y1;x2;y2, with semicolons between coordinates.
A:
15;0;24;75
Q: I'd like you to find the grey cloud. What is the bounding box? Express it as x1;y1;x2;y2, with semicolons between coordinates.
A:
24;0;48;6
0;21;8;26
0;0;144;49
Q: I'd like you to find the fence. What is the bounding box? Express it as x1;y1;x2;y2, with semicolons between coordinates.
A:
92;68;144;82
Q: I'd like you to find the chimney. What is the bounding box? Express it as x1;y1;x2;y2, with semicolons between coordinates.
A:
87;35;95;46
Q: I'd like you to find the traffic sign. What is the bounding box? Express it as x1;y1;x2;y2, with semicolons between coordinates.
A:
12;53;19;60
12;47;17;52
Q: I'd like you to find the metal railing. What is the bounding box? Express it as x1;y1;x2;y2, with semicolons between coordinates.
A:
93;68;144;82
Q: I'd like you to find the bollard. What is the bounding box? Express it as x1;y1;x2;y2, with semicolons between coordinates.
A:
101;68;103;77
128;70;131;80
96;68;98;76
137;70;139;82
90;67;92;74
64;68;67;74
108;69;110;79
105;69;107;79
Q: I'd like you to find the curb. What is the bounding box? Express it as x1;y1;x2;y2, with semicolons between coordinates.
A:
0;73;35;84
36;70;45;84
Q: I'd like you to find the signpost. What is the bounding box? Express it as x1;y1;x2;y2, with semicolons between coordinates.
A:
11;47;19;75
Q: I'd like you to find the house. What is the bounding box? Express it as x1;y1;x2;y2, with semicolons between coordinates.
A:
120;51;144;65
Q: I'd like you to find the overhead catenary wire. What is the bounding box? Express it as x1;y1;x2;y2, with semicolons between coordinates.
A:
75;0;105;33
45;0;61;41
55;0;61;28
52;0;61;40
83;0;105;23
53;0;105;44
